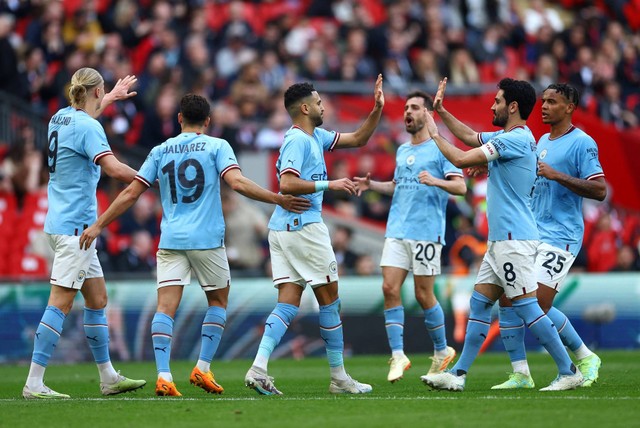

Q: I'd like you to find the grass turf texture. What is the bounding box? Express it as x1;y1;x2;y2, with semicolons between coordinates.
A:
2;351;638;428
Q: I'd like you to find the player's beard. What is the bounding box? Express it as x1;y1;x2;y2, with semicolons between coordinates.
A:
313;113;323;127
405;118;424;135
492;109;508;127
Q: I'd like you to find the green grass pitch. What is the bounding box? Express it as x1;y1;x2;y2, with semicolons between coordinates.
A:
2;351;639;428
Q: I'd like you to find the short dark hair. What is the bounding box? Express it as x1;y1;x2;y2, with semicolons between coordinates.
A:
406;90;434;112
497;78;537;120
284;82;315;113
544;83;580;105
180;93;210;125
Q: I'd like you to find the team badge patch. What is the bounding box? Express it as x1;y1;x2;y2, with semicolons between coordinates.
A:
77;270;86;283
539;149;548;160
329;261;338;274
406;155;415;166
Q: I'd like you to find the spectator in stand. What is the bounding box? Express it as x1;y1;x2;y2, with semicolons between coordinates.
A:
221;184;269;273
113;230;156;273
587;211;620;272
534;54;559;89
598;80;638;129
331;225;360;275
117;191;159;238
0;14;24;100
412;49;442;86
230;61;269;115
609;245;640;272
140;84;180;150
523;0;564;37
62;6;104;54
354;254;376;276
3;125;43;205
448;48;480;86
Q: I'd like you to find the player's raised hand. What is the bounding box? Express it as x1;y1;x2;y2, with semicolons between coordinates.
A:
418;170;437;186
537;161;558;180
329;177;358;195
79;224;102;250
467;165;488;177
353;173;371;196
433;77;448;112
424;110;440;137
279;195;312;213
374;74;385;109
108;75;138;102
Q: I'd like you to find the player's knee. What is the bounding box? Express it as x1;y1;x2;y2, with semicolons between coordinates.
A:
382;281;400;299
85;295;108;310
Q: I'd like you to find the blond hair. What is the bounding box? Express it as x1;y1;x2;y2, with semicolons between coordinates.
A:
68;67;103;108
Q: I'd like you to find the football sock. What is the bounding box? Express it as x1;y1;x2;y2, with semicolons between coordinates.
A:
196;306;226;372
513;298;575;376
28;305;65;388
424;302;447;353
451;291;493;375
498;306;529;375
320;299;347;380
547;307;590;357
84;307;118;383
384;306;404;355
152;312;174;381
574;344;594;361
253;303;298;371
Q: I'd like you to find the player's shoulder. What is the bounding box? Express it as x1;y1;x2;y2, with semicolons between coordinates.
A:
283;126;312;148
568;127;597;147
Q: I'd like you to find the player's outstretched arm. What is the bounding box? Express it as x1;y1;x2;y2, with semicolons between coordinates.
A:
425;109;488;169
334;74;385;149
419;171;467;196
98;154;138;183
279;171;357;196
353;172;395;196
433;78;481;148
224;169;311;213
538;162;607;201
92;75;138;118
79;180;148;250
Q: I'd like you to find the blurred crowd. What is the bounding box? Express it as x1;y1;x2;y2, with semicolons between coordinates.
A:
0;0;639;278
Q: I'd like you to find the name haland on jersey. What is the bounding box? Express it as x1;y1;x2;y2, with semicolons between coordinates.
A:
45;107;113;236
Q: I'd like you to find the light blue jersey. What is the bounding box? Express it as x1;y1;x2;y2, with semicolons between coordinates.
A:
45;106;113;236
268;125;340;231
478;125;538;241
386;140;463;242
533;126;604;255
136;132;240;250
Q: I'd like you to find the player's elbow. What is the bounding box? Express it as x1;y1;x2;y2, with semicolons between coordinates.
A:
595;186;607;201
455;182;468;196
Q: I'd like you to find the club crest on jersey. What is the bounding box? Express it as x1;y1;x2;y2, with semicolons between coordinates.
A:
77;270;86;282
539;149;548;160
406;155;416;166
329;261;338;273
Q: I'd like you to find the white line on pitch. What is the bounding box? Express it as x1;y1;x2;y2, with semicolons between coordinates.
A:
1;396;639;402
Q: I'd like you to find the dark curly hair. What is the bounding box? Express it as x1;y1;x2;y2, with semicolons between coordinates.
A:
544;83;580;105
497;78;537;120
180;93;210;125
284;82;315;113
